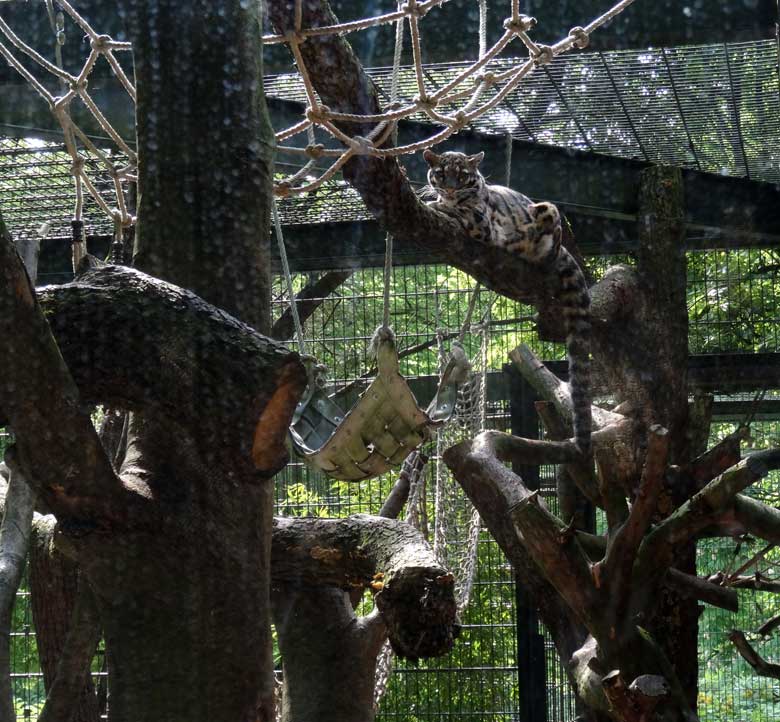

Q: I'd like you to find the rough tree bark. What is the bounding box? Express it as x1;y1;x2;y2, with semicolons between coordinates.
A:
259;8;780;718
271;514;458;722
0;3;308;720
0;216;39;722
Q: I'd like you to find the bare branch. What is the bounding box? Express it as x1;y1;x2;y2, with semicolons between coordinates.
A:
37;582;102;722
636;451;780;588
510;344;625;432
600;425;669;607
271;270;352;341
712;574;780;594
729;630;780;679
757;612;780;637
664;569;739;612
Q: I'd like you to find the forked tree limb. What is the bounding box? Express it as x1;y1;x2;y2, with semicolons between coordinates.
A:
37;581;102;722
0;226;131;527
271;270;353;341
510;493;601;630
728;630;780;679
683;428;748;492
599;425;669;609
445;432;601;630
635;451;780;590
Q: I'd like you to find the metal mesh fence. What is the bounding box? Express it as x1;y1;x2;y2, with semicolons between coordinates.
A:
2;252;779;719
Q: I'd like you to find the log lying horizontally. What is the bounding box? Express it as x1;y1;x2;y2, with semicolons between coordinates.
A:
272;513;459;659
4;261;306;477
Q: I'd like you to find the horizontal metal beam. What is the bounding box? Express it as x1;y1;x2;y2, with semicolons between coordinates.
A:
406;354;780;414
8;92;780;264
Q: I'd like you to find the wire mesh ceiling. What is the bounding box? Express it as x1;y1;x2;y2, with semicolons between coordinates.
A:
2;39;778;241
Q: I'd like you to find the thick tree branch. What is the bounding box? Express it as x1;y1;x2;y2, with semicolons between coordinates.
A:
757;613;780;637
635;451;780;589
0;227;132;527
728;630;780;679
664;569;739;613
37;582;102;722
272;514;458;659
510;493;601;630
683;428;747;492
731;494;780;543
510;344;626;432
599;426;669;608
271;270;352;341
265;1;596;310
445;432;600;630
29;264;306;475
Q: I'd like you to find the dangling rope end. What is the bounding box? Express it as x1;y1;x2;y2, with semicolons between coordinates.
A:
369;324;395;359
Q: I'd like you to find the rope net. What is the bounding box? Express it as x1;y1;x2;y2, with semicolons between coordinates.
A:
373;292;494;708
267;0;636;196
0;0;637;251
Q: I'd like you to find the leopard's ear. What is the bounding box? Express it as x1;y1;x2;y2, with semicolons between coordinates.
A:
466;151;485;169
423;149;441;167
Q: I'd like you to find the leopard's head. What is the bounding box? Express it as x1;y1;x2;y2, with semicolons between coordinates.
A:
423;150;485;202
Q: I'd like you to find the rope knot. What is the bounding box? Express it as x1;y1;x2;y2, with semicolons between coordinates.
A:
70;157;85;176
284;29;307;46
304;143;325;159
568;26;590;49
68;77;88;93
305;104;331;124
400;2;426;18
275;182;292;198
503;15;537;34
350;135;375;155
413;93;438;110
90;34;112;52
451;111;469;130
475;71;496;87
532;45;554;66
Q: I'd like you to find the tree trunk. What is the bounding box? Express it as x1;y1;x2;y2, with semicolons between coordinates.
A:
635;167;699;710
29;525;100;722
0;2;297;720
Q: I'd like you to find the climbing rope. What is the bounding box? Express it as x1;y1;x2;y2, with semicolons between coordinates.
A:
268;0;637;195
0;0;637;232
272;199;307;354
0;0;135;250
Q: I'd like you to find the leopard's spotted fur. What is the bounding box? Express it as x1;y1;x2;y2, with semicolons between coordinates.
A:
423;149;592;457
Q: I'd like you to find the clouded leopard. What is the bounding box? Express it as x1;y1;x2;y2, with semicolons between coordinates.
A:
423;149;592;457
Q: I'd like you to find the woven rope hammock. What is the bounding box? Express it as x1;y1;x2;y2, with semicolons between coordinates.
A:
289;329;469;481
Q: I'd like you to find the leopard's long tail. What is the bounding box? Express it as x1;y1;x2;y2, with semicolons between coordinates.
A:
557;249;592;458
